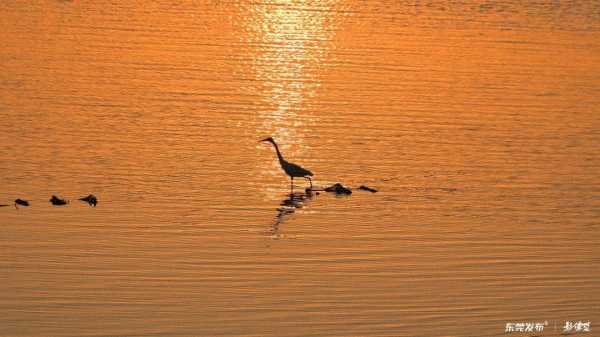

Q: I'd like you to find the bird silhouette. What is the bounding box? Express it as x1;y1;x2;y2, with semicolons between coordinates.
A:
50;195;68;206
14;199;30;209
79;194;98;207
260;137;314;191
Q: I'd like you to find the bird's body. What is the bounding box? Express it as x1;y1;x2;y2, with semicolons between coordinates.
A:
79;194;98;207
50;195;68;206
260;137;313;190
278;158;313;179
14;199;29;209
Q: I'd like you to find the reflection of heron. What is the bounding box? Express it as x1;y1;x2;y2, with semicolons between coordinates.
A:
259;137;313;190
271;190;314;235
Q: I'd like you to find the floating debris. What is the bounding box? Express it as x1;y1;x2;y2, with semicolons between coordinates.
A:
358;185;378;193
14;199;30;209
324;183;352;195
441;188;459;193
79;194;98;207
305;187;320;195
50;195;68;206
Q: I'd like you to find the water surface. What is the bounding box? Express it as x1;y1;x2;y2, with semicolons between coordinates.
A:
1;1;599;336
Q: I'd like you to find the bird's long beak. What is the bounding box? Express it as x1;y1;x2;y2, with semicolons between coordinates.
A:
258;137;270;143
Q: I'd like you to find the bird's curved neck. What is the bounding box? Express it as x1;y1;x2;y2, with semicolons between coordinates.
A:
270;141;285;163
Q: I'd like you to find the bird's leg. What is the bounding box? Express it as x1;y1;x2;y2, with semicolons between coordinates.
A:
290;177;294;193
305;176;313;189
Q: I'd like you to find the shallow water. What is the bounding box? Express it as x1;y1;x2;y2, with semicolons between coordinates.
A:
1;1;599;336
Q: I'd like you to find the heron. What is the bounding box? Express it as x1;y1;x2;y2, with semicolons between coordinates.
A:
259;137;314;191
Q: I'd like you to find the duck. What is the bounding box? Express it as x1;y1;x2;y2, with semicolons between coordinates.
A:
50;195;68;206
79;194;98;207
14;199;30;209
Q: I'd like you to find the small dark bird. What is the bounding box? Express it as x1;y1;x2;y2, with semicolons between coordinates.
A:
14;199;30;209
79;194;98;207
259;137;314;190
50;195;68;206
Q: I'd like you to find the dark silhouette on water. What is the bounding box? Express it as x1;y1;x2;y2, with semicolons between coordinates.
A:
260;137;314;191
324;183;352;195
50;195;68;206
268;182;378;235
14;199;30;209
272;190;314;234
358;185;378;193
79;194;98;207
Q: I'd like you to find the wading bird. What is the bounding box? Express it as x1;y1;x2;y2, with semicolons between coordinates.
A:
259;137;313;191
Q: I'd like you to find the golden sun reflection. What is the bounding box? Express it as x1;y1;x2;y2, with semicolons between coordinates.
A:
245;2;335;157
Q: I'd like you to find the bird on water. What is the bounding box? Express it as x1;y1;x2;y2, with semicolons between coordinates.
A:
259;137;314;191
50;195;68;206
14;199;30;209
79;194;98;207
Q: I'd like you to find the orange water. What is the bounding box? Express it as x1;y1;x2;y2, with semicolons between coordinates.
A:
1;2;599;336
